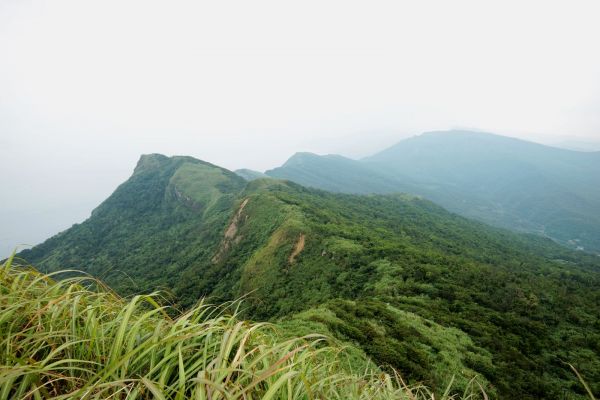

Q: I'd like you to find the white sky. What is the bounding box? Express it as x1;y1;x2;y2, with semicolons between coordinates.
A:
1;0;600;257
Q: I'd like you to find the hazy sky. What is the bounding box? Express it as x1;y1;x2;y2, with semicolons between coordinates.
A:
1;0;600;257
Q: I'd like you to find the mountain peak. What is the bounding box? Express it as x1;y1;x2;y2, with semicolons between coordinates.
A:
134;153;170;174
406;130;533;146
235;168;268;181
93;153;247;220
133;154;235;176
409;130;588;154
281;152;319;167
281;152;352;168
365;130;581;166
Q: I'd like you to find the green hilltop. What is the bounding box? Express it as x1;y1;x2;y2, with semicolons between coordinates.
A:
18;153;600;398
235;168;270;181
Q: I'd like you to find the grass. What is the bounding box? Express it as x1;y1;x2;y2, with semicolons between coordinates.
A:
1;254;593;399
168;161;242;213
0;255;491;399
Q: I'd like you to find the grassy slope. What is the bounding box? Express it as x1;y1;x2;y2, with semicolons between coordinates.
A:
18;155;600;399
5;257;489;400
234;168;269;181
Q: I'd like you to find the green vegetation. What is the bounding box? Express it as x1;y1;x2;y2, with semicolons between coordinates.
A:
265;152;408;194
235;168;269;181
266;130;600;253
280;300;494;396
18;154;600;398
1;256;491;399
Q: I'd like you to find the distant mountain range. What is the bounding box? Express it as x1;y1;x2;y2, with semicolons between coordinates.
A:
552;139;600;152
18;152;600;397
265;130;600;253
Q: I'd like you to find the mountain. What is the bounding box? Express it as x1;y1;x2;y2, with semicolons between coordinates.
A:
267;152;411;193
18;154;600;398
266;130;600;253
234;168;269;181
552;139;600;152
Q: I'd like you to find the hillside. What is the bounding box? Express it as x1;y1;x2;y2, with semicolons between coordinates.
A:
4;257;468;400
266;152;412;194
235;168;269;181
18;154;600;398
266;130;600;253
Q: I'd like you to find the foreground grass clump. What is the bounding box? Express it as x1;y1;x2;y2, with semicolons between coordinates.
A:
0;257;487;400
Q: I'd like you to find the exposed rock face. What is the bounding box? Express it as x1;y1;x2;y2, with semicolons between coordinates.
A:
288;233;305;264
212;198;249;263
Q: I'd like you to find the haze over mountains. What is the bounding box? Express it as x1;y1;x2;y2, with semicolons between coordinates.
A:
4;130;599;259
4;1;600;397
266;130;600;253
17;151;600;398
7;130;600;397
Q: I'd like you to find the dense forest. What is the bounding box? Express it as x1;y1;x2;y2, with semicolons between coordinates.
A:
18;153;600;398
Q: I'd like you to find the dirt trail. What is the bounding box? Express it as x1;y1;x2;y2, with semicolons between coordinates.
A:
224;198;249;239
212;198;249;263
288;233;305;263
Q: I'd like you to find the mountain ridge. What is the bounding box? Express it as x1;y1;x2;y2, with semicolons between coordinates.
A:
234;168;269;181
17;152;600;398
267;130;600;253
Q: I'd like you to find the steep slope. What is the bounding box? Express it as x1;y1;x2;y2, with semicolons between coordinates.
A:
18;154;600;398
19;154;247;294
266;131;600;252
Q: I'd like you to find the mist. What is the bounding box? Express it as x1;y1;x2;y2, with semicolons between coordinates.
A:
2;0;600;257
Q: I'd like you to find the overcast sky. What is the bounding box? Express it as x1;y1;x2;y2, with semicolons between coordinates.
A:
1;0;600;257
